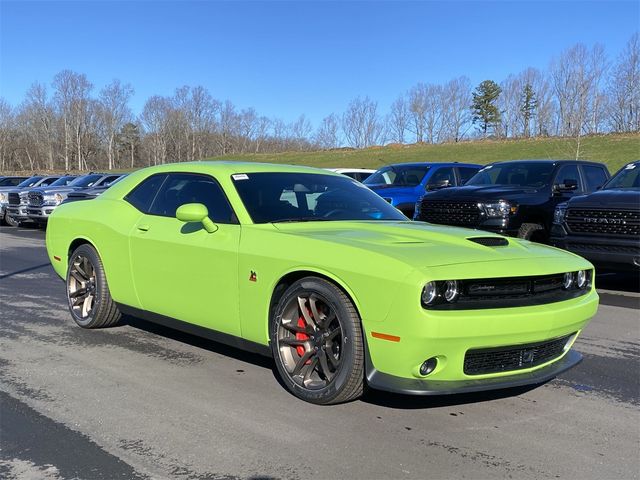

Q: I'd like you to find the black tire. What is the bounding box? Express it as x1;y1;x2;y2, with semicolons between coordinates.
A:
5;215;18;227
66;244;121;328
271;277;364;405
517;222;545;242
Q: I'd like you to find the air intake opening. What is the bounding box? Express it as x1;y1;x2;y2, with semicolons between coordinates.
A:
467;236;509;247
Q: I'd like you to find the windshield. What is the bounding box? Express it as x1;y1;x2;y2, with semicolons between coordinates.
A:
466;162;555;188
49;176;77;187
364;165;430;187
17;176;43;188
604;163;640;189
69;174;104;188
233;172;407;223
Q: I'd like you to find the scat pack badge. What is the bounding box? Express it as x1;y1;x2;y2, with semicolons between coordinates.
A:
249;271;257;282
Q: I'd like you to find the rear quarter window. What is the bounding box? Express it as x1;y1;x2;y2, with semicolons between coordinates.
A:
125;174;168;213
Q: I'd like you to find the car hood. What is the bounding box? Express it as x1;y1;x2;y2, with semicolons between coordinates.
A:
422;184;541;202
567;188;640;210
272;221;571;267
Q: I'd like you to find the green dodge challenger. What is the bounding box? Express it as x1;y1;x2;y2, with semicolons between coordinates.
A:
46;162;598;404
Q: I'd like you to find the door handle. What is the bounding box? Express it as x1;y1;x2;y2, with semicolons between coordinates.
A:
136;224;150;232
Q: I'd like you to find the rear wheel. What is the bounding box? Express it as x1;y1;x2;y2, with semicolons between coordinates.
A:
66;244;121;328
271;277;364;404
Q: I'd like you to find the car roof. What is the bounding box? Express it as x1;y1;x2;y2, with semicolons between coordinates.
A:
487;159;605;166
377;162;481;168
129;161;342;176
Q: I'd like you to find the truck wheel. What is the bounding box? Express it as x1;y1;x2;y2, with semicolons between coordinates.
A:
66;244;121;328
271;277;364;404
5;215;18;227
518;223;546;242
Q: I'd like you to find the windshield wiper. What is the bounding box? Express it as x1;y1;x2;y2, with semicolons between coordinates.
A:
270;217;333;223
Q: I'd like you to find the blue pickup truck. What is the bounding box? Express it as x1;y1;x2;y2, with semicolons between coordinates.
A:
363;162;482;218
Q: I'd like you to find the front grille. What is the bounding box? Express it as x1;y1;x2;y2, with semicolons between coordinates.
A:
28;191;44;206
8;192;20;205
566;208;639;236
567;242;640;254
464;334;573;375
418;200;481;226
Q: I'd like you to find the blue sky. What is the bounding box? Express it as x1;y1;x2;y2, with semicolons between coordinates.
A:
1;1;638;126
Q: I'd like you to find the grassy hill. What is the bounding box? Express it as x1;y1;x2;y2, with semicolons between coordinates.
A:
209;133;640;174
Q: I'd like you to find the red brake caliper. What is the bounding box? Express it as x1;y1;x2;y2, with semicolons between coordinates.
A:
295;316;309;358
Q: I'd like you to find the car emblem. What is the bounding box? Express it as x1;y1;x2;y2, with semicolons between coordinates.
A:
522;349;535;363
583;217;625;224
249;271;257;282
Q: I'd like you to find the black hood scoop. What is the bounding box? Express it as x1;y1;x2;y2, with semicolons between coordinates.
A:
467;236;509;247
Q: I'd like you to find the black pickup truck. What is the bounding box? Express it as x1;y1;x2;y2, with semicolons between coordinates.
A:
551;160;639;271
414;159;610;242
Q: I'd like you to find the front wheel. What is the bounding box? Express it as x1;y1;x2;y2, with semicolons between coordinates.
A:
271;277;364;404
66;244;121;328
5;215;18;227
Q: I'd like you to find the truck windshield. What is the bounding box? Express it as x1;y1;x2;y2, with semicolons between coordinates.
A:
604;163;640;189
17;176;44;188
233;172;407;223
466;162;554;188
364;165;430;187
68;174;104;188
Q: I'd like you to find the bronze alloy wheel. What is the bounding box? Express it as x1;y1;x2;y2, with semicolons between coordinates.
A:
68;254;97;320
277;292;344;389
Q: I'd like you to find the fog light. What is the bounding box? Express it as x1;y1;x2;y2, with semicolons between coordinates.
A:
419;357;438;376
576;270;588;289
562;272;574;290
421;282;437;306
444;280;459;303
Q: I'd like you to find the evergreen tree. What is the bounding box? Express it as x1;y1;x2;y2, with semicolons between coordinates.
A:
520;84;538;138
471;80;502;136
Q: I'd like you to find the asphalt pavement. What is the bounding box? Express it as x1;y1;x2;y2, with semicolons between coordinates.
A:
0;225;638;479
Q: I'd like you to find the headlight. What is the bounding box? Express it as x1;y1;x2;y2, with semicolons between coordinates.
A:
562;272;574;289
0;193;6;203
576;270;589;289
43;193;64;205
421;282;438;306
54;193;64;204
554;205;568;224
481;200;516;217
444;280;459;303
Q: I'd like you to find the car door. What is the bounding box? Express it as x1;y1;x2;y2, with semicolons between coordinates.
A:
580;164;610;192
128;172;241;336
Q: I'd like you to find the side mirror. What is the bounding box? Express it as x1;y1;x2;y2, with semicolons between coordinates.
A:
426;180;450;191
176;203;217;233
553;179;578;193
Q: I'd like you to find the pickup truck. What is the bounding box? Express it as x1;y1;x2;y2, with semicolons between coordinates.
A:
551;160;639;271
363;162;481;218
414;159;610;242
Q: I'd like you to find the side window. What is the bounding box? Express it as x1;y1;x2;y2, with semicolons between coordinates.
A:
149;173;235;224
582;165;609;192
427;167;455;188
100;175;122;187
125;174;168;213
457;167;479;185
554;165;582;193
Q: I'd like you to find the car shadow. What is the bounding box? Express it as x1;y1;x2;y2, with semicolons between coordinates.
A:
119;315;274;370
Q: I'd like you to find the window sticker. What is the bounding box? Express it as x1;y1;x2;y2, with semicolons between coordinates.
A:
232;174;249;180
624;163;636;170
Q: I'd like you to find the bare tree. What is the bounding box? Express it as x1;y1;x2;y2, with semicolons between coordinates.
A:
98;80;133;169
388;95;409;143
140;95;171;165
442;76;472;142
342;96;383;148
498;74;521;138
0;99;16;171
608;33;640;132
315;113;340;148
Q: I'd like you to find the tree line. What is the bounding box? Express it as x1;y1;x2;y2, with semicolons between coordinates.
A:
0;33;638;172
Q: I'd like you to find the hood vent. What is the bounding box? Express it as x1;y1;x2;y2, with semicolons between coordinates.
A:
467;236;509;247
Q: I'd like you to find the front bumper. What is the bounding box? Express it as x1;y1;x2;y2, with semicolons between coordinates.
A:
367;349;582;395
6;205;30;221
26;205;58;221
551;225;640;270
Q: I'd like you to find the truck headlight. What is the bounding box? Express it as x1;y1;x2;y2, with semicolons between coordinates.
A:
554;204;568;224
0;193;6;203
54;193;64;204
481;201;516;217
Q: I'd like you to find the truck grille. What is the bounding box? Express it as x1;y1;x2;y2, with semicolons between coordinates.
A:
8;192;20;205
418;200;481;226
464;334;573;375
28;191;44;206
566;208;639;236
